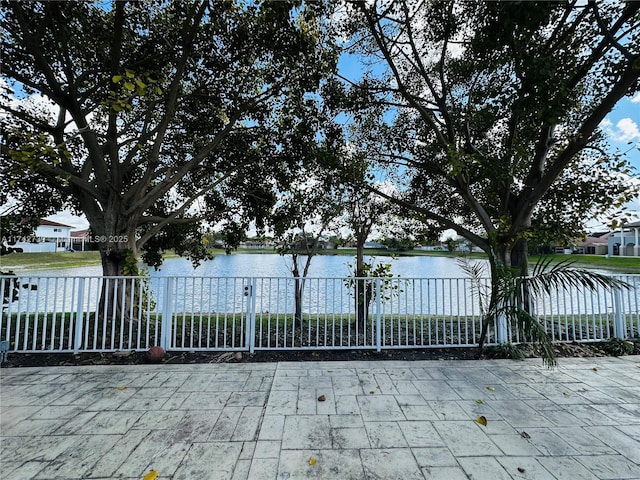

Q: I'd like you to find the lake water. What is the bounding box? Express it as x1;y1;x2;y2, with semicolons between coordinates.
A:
14;253;490;278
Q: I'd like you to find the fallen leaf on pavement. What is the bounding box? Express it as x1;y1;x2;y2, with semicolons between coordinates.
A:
317;395;326;402
142;470;158;480
309;457;317;466
117;386;126;391
520;431;530;440
517;467;525;473
487;386;495;391
476;416;487;427
476;399;484;404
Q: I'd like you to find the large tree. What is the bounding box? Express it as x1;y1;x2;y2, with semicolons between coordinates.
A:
1;0;334;277
333;0;639;275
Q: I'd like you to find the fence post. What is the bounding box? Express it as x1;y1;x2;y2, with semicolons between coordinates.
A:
160;277;174;350
245;278;256;353
495;300;508;345
612;289;626;340
375;278;382;352
73;277;85;354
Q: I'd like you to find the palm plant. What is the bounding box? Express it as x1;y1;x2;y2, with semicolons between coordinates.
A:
460;254;629;367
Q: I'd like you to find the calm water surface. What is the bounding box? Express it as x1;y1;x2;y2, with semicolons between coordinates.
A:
14;253;488;278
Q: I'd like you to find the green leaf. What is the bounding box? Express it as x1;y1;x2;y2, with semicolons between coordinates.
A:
112;75;122;83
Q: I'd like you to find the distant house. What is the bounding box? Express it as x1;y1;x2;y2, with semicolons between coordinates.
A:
363;241;387;249
10;219;75;252
70;229;91;251
607;220;640;257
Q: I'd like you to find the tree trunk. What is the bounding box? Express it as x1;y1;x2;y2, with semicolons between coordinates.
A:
97;240;138;324
509;238;529;276
355;240;367;331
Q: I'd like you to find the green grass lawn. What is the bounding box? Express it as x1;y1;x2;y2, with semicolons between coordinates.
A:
0;251;102;271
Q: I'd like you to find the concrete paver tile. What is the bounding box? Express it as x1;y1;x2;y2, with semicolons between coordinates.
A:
411;447;457;467
413;380;463;400
54;411;99;435
258;415;285;440
34;434;119;480
331;375;364;395
231;459;251;480
248;458;279;480
360;448;425;480
328;414;363;428
591;403;640;424
75;410;143;434
399;404;439;421
433;421;501;456
281;415;332;449
567;404;620;426
616;424;640;443
523;428;581;456
226;391;269;407
331;427;371;449
551;426;617;455
172;410;222;443
112;430;190;478
584;426;640;464
232;406;264;441
419;466;469;480
131;409;187;431
0;434;81;463
240;441;256;459
254;440;281;458
265;389;298;415
335;394;360;414
209;406;244;441
428;400;471;420
158;391;191;410
1;418;65;437
457;456;513;480
489;434;542;456
489;400;556;428
28;404;83;420
398;421;443;447
537;456;600;479
276;449;364;480
394;394;428;406
495;456;555;480
86;429;149;478
172;442;242;480
180;391;231;410
391;380;420;394
365;421;409;448
575;454;640;480
2;461;47;480
357;394;404;421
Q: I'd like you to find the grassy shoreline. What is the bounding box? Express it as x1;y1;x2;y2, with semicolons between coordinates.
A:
1;249;638;273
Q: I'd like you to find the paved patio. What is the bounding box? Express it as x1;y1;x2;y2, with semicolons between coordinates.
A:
1;355;639;480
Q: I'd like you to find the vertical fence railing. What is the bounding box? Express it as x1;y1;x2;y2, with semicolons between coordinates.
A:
1;274;638;353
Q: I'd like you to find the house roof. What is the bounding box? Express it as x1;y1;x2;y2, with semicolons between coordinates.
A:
623;220;640;228
70;229;90;238
40;219;74;228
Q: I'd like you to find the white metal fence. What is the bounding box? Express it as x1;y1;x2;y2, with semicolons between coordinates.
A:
1;274;638;354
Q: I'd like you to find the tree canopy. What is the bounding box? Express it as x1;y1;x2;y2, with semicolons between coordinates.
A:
1;0;335;275
331;0;639;273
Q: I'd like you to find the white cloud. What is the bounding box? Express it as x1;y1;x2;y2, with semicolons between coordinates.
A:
601;117;640;142
630;92;640;104
46;211;89;231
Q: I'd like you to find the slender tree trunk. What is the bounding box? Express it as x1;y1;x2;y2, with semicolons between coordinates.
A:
355;240;367;331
